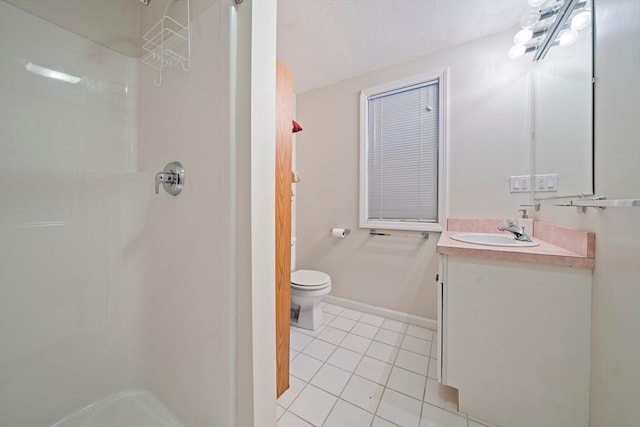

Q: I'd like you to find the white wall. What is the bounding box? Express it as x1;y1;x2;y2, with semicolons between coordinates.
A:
295;29;532;319
136;1;236;425
235;1;278;426
0;2;139;425
4;0;140;57
537;1;640;425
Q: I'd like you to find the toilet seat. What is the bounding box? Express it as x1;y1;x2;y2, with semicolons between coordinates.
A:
291;269;331;290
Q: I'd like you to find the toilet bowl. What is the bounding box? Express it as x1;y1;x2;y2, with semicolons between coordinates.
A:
290;269;331;330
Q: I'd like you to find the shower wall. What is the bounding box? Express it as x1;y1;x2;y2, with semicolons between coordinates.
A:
0;1;141;425
136;1;235;425
0;1;236;426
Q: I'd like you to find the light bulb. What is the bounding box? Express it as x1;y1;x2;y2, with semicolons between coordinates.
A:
514;29;533;45
571;11;591;30
528;0;545;7
520;10;541;29
509;44;526;59
558;30;578;47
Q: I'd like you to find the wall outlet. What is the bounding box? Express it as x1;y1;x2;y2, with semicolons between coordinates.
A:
534;174;558;192
510;175;531;193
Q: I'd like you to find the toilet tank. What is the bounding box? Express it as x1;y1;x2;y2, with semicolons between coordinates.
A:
291;237;296;271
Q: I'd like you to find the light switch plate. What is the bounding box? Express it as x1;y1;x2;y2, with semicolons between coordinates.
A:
510;174;558;192
534;174;558;192
510;175;531;193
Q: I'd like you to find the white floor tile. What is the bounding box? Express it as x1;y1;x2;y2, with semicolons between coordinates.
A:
277;411;313;427
310;363;351;396
374;328;404;347
277;376;306;408
340;333;372;354
330;316;357;332
340;375;385;413
420;403;467;427
323;399;374;427
360;313;385;327
401;335;431;356
276;404;286;420
351;322;380;339
394;349;428;376
318;326;348;346
423;379;458;412
376;388;422;427
285;307;463;427
468;416;495;427
355;356;393;385
323;313;337;325
372;416;400;427
327;347;363;372
289;384;337;427
290;331;314;352
427;357;437;380
406;325;435;341
366;341;399;364
340;308;364;321
381;318;408;333
302;338;337;362
290;353;323;382
324;304;344;315
386;366;427;400
298;324;325;338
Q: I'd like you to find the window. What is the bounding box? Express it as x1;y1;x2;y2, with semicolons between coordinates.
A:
359;70;447;232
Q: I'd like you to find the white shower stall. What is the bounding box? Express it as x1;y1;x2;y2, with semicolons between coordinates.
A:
0;0;277;426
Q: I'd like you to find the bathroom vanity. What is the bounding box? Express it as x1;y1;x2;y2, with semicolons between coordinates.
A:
437;219;594;427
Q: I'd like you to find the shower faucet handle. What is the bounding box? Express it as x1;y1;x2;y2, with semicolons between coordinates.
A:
155;161;185;196
155;172;175;194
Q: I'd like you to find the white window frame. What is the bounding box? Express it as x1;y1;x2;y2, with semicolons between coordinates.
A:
359;69;448;232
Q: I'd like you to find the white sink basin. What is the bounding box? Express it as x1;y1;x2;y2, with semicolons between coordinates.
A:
450;233;539;247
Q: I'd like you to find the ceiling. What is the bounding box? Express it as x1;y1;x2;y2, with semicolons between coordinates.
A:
277;0;527;93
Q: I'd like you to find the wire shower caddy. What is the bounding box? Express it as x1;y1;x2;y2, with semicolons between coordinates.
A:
142;0;191;87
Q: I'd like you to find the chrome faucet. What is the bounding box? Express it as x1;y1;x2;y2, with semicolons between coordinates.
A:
497;220;533;242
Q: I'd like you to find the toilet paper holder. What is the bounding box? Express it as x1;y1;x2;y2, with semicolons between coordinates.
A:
330;228;351;237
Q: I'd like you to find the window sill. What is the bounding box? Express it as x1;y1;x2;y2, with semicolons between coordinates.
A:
360;220;444;233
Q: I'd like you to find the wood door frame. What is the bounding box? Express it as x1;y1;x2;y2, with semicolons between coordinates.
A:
275;61;293;397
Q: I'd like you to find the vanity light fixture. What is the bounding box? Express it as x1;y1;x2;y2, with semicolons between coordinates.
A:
514;28;534;45
509;0;591;61
520;10;542;29
509;44;527;59
571;10;591;30
558;29;579;46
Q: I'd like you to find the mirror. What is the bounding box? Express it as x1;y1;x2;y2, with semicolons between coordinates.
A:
532;3;594;198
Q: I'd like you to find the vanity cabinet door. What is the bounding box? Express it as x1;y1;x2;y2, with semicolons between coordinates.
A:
443;255;591;427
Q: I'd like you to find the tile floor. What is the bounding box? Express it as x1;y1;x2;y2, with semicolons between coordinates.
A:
278;303;490;427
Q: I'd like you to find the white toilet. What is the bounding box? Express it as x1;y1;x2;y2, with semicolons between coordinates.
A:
290;238;331;330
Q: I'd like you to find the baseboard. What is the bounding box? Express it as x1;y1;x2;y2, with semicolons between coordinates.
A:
323;295;437;331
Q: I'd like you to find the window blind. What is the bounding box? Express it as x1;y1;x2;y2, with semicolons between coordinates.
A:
367;81;439;222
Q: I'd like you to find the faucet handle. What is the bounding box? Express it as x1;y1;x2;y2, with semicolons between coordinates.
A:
155;172;175;194
154;161;185;196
